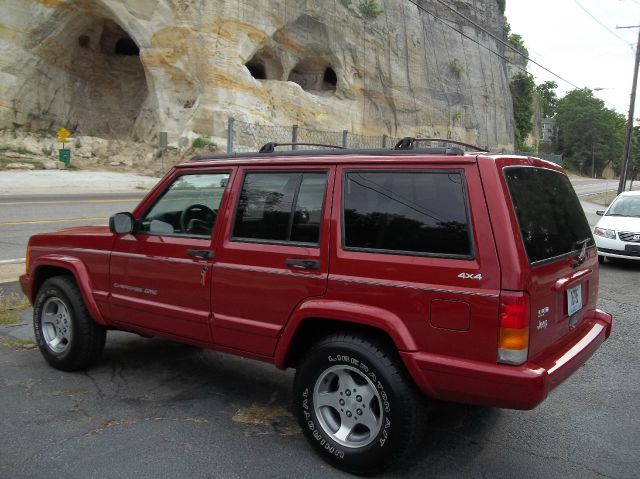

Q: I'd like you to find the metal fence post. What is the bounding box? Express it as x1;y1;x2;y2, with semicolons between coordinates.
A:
227;117;234;153
382;134;388;148
159;131;168;174
292;124;298;150
342;130;348;148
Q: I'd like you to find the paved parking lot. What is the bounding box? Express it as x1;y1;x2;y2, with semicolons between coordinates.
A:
0;258;638;478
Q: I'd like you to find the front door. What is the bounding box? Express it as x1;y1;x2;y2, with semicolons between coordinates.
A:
109;169;233;343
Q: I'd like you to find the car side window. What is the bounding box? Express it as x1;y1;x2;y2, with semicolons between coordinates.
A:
343;170;473;257
232;171;328;245
139;173;230;238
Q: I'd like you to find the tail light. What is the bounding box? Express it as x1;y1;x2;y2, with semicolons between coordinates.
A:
498;291;529;365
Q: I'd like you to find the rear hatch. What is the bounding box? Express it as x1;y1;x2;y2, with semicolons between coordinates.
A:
502;164;598;362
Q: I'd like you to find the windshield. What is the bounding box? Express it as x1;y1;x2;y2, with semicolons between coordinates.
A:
606;195;640;217
503;166;594;264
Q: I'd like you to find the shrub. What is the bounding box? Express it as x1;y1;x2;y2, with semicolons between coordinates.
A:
192;137;211;148
358;0;383;19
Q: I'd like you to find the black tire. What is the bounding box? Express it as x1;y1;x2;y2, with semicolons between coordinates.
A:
598;255;605;264
33;276;106;371
293;333;425;475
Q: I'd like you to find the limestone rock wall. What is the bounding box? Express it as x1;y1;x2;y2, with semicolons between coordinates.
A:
1;0;515;151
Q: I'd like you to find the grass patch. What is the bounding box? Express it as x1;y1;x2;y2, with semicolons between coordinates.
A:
0;291;30;326
0;337;36;350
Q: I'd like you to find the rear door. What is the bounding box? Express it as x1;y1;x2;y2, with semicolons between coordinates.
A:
501;163;599;360
211;165;335;357
328;162;501;363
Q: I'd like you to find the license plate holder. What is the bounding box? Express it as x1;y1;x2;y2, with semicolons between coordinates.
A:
567;284;583;316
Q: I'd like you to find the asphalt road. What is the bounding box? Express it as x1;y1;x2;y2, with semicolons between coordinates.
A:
0;193;144;261
0;259;638;478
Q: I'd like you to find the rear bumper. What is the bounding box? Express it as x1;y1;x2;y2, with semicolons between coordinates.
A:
401;309;612;410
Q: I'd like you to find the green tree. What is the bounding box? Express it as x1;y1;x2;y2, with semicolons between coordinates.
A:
555;88;626;176
510;73;536;150
508;33;528;57
536;81;558;118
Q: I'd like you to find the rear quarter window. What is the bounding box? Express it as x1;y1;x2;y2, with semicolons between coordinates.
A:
342;170;473;257
503;166;594;264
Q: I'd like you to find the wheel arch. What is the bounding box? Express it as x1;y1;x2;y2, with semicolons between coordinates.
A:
275;299;418;370
31;256;107;326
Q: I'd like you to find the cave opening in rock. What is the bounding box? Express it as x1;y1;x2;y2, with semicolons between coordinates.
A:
114;37;140;56
246;48;283;81
288;58;338;93
13;15;150;139
323;67;337;88
246;60;267;80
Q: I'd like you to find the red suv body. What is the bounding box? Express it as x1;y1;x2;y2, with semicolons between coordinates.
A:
20;147;612;474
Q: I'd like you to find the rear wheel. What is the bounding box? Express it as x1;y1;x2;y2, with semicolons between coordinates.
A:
598;255;605;264
293;333;425;475
33;276;106;371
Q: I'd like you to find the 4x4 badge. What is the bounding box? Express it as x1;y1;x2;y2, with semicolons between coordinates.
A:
458;272;482;280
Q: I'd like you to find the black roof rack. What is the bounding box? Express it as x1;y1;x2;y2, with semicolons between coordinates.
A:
259;142;345;153
394;137;487;152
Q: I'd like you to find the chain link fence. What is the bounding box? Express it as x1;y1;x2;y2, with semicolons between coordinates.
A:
225;117;564;164
228;118;395;153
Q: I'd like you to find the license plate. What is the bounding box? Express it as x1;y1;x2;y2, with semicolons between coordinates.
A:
624;244;640;254
567;284;582;316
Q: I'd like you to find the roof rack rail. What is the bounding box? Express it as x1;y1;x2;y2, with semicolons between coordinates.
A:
259;142;345;153
394;137;487;152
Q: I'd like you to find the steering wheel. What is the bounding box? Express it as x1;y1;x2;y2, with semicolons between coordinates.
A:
180;204;216;235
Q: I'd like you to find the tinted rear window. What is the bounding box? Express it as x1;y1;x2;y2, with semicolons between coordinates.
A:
343;170;472;257
504;166;593;264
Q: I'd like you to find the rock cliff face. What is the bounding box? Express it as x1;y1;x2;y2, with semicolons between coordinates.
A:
1;0;515;151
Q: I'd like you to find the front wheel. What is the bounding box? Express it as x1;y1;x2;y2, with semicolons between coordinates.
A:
33;276;106;371
293;333;425;475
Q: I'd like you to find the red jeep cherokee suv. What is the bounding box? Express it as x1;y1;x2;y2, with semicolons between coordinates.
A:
20;140;612;474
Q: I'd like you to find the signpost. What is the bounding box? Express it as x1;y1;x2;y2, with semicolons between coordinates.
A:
57;127;71;166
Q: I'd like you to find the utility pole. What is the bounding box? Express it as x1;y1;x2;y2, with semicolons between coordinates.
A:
618;26;640;194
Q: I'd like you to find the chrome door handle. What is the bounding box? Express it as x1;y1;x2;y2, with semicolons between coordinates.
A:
285;258;320;270
186;249;213;259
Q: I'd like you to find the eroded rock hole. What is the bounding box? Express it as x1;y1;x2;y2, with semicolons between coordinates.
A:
288;58;338;93
323;67;337;88
78;35;90;48
114;38;140;56
246;48;283;80
246;60;267;80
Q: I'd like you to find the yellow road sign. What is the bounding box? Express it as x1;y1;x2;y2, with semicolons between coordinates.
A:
57;128;70;141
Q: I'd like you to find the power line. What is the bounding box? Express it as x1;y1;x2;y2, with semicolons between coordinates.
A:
574;0;635;50
405;0;582;90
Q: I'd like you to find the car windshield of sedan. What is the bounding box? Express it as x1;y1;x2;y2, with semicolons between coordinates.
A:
606;196;640;217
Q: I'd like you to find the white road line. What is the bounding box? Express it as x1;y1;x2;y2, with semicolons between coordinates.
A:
0;258;26;265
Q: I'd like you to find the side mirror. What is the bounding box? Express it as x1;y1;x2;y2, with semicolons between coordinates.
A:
109;212;135;234
596;210;605;216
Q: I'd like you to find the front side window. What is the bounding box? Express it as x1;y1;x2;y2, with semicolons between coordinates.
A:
139;173;230;238
343;170;473;257
233;171;328;245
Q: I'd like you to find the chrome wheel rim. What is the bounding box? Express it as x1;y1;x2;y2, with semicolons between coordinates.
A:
313;365;383;448
41;297;72;354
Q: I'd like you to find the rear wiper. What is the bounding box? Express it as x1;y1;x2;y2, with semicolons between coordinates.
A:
571;238;590;268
